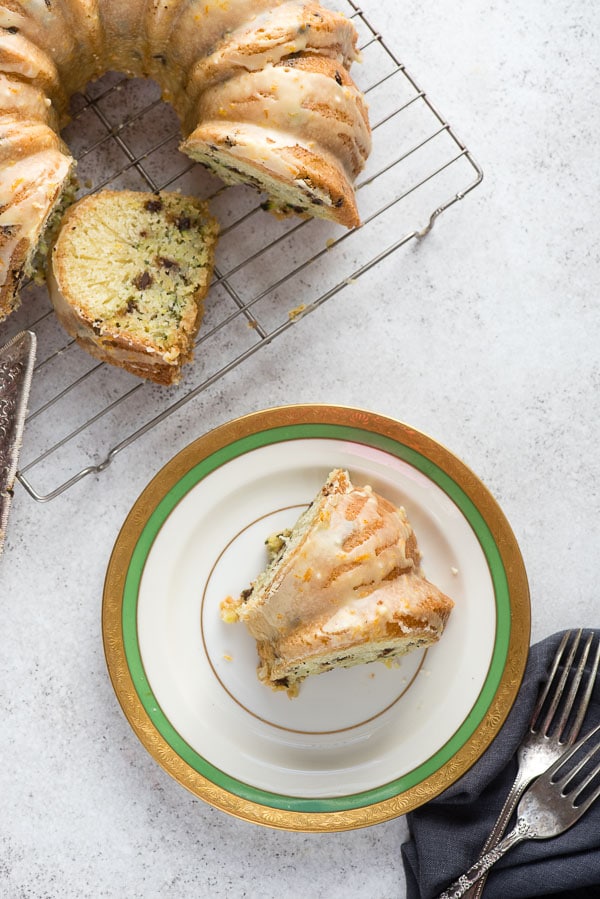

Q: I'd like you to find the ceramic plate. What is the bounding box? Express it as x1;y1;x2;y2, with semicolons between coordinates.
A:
102;405;530;831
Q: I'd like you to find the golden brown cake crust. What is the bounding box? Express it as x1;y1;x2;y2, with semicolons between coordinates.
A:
184;2;359;102
0;1;371;320
222;469;455;695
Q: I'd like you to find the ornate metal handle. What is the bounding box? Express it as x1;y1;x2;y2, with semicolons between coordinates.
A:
460;765;532;898
437;818;533;899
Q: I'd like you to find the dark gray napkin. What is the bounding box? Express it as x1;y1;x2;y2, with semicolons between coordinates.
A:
401;630;600;899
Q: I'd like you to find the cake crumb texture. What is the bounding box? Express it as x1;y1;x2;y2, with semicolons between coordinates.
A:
49;190;219;384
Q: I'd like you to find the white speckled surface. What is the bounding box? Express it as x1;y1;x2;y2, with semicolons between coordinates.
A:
1;0;599;896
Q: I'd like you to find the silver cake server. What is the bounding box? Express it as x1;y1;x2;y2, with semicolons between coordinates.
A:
0;330;36;557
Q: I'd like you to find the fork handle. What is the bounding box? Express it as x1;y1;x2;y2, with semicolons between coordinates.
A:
437;818;532;899
460;768;532;898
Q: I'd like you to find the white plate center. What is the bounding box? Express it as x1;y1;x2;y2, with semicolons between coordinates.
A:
136;439;496;797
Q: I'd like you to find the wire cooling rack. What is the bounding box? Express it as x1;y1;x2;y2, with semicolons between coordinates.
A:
3;0;482;502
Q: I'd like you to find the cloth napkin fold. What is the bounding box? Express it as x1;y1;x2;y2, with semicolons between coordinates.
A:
401;630;600;899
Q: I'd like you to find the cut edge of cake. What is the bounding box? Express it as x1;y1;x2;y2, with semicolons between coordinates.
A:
221;469;454;697
47;189;219;385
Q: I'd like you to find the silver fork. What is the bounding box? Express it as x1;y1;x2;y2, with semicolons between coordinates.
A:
463;628;600;898
438;720;600;899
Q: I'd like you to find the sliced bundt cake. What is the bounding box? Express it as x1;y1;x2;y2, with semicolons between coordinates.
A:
221;469;454;696
48;189;219;384
0;0;372;320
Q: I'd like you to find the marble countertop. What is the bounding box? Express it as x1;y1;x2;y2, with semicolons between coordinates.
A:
1;1;599;896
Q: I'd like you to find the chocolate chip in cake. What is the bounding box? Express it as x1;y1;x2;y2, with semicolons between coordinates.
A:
174;214;191;232
144;198;163;213
133;271;153;290
157;256;180;272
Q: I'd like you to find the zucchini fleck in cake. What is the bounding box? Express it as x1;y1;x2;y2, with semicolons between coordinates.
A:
221;469;454;697
48;190;219;385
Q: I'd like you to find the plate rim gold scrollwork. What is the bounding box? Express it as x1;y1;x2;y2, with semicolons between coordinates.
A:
101;403;530;832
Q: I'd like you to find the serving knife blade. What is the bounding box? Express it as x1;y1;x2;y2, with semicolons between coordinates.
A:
0;330;36;557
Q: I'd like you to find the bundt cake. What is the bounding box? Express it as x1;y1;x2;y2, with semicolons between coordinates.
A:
0;1;372;321
221;469;455;696
47;190;219;384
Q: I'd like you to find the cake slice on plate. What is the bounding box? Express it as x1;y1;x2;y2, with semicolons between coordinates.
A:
221;469;454;696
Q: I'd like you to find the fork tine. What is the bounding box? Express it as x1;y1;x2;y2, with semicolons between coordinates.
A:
540;630;582;735
558;736;600;793
550;721;600;787
530;630;575;732
533;630;581;735
571;756;600;813
566;635;600;743
553;631;594;742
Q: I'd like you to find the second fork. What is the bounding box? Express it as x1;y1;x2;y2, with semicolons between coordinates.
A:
464;628;600;898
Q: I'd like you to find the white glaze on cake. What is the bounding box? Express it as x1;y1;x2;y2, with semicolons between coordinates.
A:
222;469;454;695
0;0;371;320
